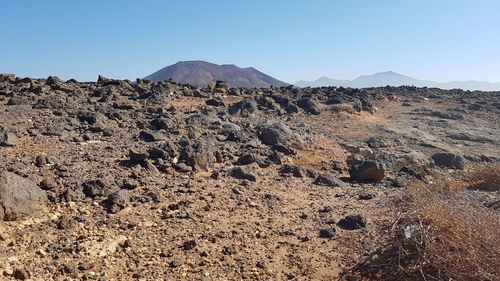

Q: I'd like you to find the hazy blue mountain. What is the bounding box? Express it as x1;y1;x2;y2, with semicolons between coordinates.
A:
144;60;289;88
350;71;421;88
295;71;500;91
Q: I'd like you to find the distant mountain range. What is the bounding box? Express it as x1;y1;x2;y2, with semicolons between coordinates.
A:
295;71;500;91
144;61;499;91
144;61;289;88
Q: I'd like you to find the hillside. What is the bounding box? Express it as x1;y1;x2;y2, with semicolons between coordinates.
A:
144;61;289;88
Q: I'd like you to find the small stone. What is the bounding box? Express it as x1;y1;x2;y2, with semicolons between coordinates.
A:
358;193;375;200
337;214;367;230
170;258;184;268
319;228;337;239
432;152;465;169
182;240;197;251
13;268;30;280
105;190;130;213
78;261;95;271
236;154;255;165
129;149;147;162
229;167;257;182
313;174;345;187
175;163;193;173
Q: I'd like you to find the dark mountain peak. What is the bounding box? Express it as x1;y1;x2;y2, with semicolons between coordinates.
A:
144;61;288;88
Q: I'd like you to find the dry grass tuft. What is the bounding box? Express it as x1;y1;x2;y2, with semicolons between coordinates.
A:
346;176;500;281
402;188;500;281
464;162;500;191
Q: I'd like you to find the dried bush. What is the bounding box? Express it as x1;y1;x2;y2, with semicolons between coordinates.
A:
402;189;500;280
464;162;500;191
346;178;500;281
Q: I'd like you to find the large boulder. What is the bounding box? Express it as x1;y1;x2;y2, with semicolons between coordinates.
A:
432;152;465;169
179;137;218;172
349;161;386;182
0;171;47;221
258;122;305;149
297;97;321;115
228;98;258;116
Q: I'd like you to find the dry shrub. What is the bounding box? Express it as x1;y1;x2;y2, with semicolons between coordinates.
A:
404;188;500;280
346;178;500;281
464;162;500;191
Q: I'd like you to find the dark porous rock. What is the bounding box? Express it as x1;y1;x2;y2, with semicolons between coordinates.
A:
104;190;130;213
225;130;251;143
264;193;283;201
258;122;305;149
267;152;282;165
13;268;30;280
349;160;386;182
174;163;193;173
215;80;230;92
228;98;258;116
77;111;104;125
431;152;465;169
229;167;257;182
46;75;64;85
391;177;407;188
57;215;76;229
399;167;426;181
0;171;47;221
337;214;367;230
318;227;337;239
358;193;375;200
169;257;185;268
151;118;177;131
7;96;31;105
297;97;321;115
82;179;116;198
144;159;159;174
0;132;19;146
121;179;139;190
272;144;297;155
139;130;169;142
182;240;197;251
285;104;300;114
331;160;348;173
39;178;58;190
367;136;403;148
129;149;147;162
205;98;225;107
236;154;256;165
345;154;364;166
313;173;345;187
280;165;306;178
179;138;217;172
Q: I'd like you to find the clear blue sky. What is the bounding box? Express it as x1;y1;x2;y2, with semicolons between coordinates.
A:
1;0;499;83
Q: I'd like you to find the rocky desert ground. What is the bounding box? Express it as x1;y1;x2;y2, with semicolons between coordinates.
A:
0;74;498;280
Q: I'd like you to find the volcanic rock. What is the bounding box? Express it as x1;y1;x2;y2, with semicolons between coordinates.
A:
0;171;47;221
349;161;386;182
